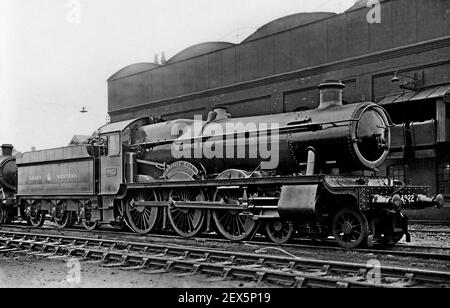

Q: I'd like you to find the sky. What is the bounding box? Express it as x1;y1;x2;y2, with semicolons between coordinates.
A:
0;0;356;152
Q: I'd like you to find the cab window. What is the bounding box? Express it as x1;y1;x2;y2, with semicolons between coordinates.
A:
122;127;131;146
108;134;121;156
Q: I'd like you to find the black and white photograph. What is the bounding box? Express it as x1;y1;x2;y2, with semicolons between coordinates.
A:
0;0;449;295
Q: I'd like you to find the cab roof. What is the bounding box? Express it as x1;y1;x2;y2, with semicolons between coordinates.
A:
98;117;149;134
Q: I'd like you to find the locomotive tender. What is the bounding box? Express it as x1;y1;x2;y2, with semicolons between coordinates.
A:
0;81;444;248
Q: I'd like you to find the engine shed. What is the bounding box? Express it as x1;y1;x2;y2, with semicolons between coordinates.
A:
107;0;450;215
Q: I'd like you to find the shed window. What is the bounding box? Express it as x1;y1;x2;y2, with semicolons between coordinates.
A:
438;162;450;195
108;134;120;156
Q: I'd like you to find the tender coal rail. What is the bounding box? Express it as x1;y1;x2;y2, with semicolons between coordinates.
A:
0;230;449;288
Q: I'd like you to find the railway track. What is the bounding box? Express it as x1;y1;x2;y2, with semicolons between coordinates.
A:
0;230;449;288
1;224;450;262
409;220;450;227
409;228;450;235
408;220;450;235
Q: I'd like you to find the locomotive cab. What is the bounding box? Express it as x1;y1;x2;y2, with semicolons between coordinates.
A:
96;117;150;195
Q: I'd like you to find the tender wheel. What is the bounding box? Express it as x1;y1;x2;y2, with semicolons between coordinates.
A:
167;189;205;237
125;190;160;234
213;189;257;241
111;201;126;230
332;208;369;249
82;218;98;231
265;220;294;244
54;211;72;229
28;211;45;227
52;202;73;229
25;201;45;227
81;202;98;231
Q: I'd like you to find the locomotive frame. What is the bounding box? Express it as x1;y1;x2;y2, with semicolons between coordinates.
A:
0;82;444;249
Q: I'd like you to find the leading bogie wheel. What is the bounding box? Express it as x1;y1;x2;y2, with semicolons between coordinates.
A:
167;188;206;237
265;220;294;244
332;207;369;249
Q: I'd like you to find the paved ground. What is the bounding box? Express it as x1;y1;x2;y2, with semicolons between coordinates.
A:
0;254;264;288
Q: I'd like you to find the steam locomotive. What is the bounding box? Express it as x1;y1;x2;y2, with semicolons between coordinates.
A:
0;81;443;248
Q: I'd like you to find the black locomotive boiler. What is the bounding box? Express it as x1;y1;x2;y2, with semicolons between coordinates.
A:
0;81;443;248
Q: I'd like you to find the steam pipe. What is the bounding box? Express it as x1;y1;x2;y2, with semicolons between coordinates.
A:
306;147;316;176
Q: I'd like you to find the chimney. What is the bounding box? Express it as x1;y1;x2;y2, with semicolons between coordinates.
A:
317;80;346;109
161;52;166;65
1;144;13;157
153;54;160;65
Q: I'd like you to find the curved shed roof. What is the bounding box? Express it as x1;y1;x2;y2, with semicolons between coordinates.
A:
346;0;389;12
108;62;160;81
166;42;236;64
243;12;336;42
